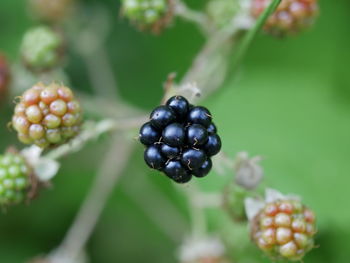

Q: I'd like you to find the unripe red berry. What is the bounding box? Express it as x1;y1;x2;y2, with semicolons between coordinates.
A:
0;54;10;102
12;82;82;148
251;0;319;37
29;0;75;23
251;199;316;261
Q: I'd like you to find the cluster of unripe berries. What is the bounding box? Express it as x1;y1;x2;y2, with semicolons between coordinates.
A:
251;199;316;261
12;82;82;148
0;152;31;206
251;0;319;36
21;26;63;72
122;0;172;31
139;96;221;183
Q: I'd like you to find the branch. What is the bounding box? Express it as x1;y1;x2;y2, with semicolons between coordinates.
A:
174;0;210;33
45;116;147;161
47;135;135;262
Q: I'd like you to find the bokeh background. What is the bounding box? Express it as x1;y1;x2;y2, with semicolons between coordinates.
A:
0;0;350;262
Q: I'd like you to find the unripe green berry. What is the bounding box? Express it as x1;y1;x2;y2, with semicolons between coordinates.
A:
122;0;173;32
21;26;63;72
12;82;83;148
251;199;316;261
0;152;31;206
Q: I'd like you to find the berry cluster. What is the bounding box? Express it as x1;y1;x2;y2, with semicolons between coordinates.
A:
0;152;31;206
122;0;173;32
139;96;221;183
0;54;10;102
12;82;82;148
251;199;316;261
251;0;319;37
21;26;63;72
29;0;75;23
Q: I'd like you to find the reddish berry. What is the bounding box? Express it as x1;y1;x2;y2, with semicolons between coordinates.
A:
12;82;82;148
251;0;319;37
0;54;10;102
251;199;316;261
29;0;75;22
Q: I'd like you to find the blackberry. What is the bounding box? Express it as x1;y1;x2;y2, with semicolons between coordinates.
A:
251;0;319;37
188;106;212;127
207;122;217;134
150;105;176;129
144;145;166;170
192;158;212;178
163;160;192;183
186;124;208;146
139;95;222;183
204;134;222;156
161;144;180;159
139;122;161;145
162;123;185;147
0;152;32;206
251;199;316;261
11;82;82;148
181;149;206;170
166;95;189;119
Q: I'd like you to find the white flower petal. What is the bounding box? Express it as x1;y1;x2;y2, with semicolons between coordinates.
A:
245;197;265;221
34;158;60;182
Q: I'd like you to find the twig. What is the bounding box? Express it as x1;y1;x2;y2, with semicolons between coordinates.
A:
174;0;211;34
46;116;147;161
48;135;135;262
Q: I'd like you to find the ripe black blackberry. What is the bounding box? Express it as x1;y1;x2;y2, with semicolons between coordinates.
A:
139;95;222;183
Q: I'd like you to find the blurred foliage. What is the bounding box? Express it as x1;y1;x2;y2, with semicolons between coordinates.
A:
0;0;350;262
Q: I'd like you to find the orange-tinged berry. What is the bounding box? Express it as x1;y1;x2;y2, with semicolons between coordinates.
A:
251;0;319;37
251;199;316;261
275;213;291;227
279;241;297;258
50;99;67;116
12;82;82;148
276;227;293;245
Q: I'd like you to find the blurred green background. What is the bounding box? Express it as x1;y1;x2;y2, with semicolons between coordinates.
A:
0;0;350;262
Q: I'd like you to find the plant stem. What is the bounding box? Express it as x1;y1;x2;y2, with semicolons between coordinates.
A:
46;116;146;161
174;0;211;34
230;0;282;73
48;135;135;263
178;182;207;239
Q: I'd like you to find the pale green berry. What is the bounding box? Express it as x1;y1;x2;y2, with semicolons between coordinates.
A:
8;165;21;177
26;105;43;123
29;124;45;140
46;128;62;143
43;114;61;129
21;26;63;71
50;99;67;116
